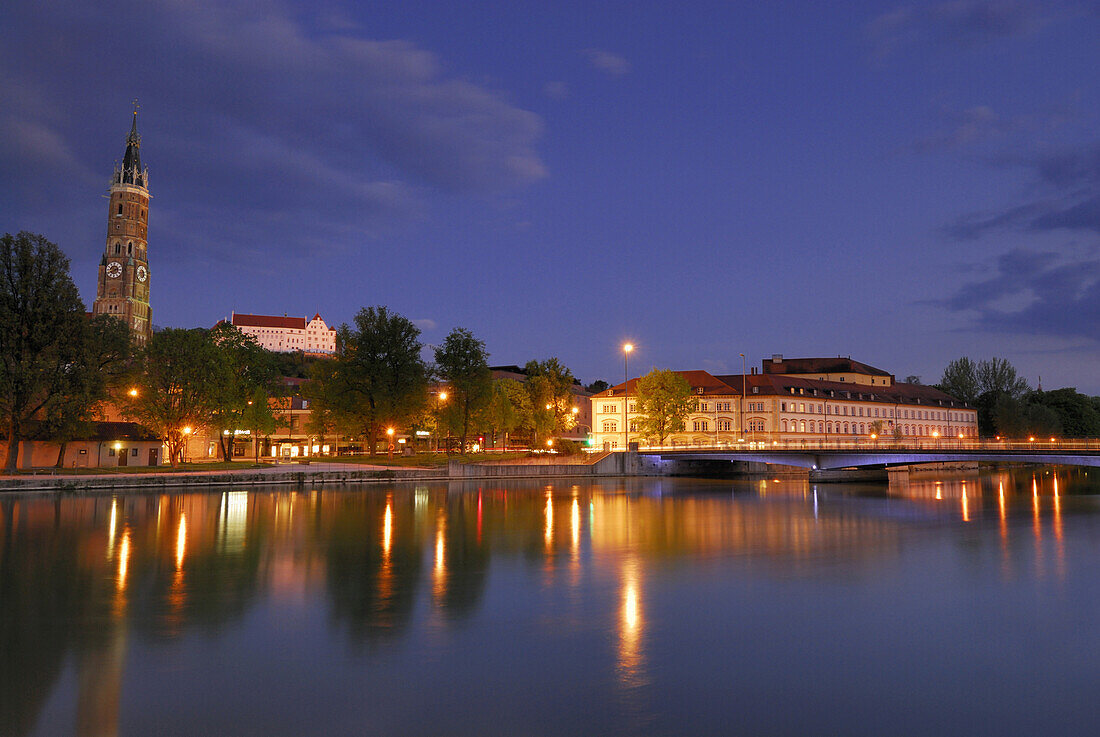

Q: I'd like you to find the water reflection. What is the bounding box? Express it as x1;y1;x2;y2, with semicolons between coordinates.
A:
3;468;1100;736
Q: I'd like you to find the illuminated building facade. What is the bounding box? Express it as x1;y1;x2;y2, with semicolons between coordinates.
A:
228;312;336;355
590;355;979;449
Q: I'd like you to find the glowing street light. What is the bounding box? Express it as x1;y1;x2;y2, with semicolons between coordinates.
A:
387;427;395;459
128;387;138;397
439;391;448;401
622;343;634;452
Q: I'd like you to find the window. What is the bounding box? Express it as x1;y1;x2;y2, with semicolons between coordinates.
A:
601;404;617;413
108;448;115;456
114;243;121;254
699;402;708;412
629;421;638;432
799;420;806;432
603;421;618;432
692;420;709;432
117;204;123;215
781;420;788;432
799;403;805;412
749;420;765;432
781;402;787;412
718;420;732;431
131;448;138;457
628;403;637;412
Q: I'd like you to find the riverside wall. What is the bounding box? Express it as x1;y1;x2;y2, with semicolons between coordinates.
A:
0;453;669;493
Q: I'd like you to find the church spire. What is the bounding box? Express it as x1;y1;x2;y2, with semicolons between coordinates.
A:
117;102;145;186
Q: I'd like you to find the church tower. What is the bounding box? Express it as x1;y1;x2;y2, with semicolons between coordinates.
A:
93;108;152;345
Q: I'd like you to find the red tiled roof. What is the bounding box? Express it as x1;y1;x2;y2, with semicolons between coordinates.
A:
762;356;893;377
232;313;306;329
602;368;972;408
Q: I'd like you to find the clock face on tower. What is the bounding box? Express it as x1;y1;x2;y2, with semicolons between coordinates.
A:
106;261;122;278
137;265;148;282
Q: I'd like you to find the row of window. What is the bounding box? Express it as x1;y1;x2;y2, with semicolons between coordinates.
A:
780;401;973;423
778;419;976;437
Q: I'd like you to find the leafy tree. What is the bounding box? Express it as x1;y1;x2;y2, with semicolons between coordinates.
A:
1029;388;1100;437
124;328;224;466
45;314;133;467
523;358;578;443
482;378;527;450
325;306;428;455
869;419;886;437
207;322;280;461
992;394;1061;438
0;232;87;472
939;357;980;404
435;328;492;453
977;357;1030;398
635;369;694;445
903;375;922;385
585;379;609;394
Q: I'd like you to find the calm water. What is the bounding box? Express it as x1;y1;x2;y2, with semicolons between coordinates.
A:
4;468;1100;736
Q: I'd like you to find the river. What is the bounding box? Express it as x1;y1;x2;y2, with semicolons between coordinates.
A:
3;466;1100;736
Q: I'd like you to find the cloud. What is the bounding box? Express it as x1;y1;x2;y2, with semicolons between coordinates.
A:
412;318;437;331
867;0;1043;55
943;247;1100;340
582;49;631;77
543;81;570;100
945;143;1100;238
0;0;546;258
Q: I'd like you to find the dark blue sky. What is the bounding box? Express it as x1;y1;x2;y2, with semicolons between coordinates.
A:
2;1;1098;390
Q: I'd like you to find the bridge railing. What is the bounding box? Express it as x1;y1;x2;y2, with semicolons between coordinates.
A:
615;438;1100;454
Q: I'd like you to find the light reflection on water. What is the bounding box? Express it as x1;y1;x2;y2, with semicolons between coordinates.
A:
4;468;1100;736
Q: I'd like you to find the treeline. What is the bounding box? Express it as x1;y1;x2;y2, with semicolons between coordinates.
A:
0;232;592;471
937;357;1100;437
303;309;583;454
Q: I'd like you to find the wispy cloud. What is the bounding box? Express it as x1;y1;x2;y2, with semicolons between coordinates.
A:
867;0;1044;56
945;142;1100;238
543;81;570;100
0;0;546;258
942;247;1100;340
582;49;631;78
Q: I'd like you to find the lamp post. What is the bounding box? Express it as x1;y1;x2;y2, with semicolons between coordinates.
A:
622;343;633;451
739;353;747;441
387;427;395;459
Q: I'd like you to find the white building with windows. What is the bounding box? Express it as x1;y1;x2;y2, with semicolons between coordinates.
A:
590;355;979;449
228;312;337;355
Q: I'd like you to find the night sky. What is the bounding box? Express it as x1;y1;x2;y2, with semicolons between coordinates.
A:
2;1;1098;391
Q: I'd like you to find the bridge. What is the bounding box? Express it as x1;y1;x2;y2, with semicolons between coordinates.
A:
635;439;1100;470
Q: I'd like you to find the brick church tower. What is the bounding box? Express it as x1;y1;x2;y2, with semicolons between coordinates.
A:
92;109;152;345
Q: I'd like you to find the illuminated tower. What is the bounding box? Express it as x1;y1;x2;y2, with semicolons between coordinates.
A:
93;107;152;345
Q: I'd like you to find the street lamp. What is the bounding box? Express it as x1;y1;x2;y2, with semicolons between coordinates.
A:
622;343;633;451
387;427;395;459
739;353;747;441
128;387;138;397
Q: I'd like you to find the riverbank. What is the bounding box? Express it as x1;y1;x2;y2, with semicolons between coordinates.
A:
0;452;666;492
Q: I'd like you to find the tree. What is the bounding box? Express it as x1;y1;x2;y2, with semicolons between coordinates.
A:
976;357;1030;398
992;394;1061;438
207;322;280;461
634;369;694;445
0;232;88;472
585;379;609;394
124;328;224;466
482;378;527;450
45;314;133;468
903;375;922;385
1029;388;1100;437
435;328;492;453
523;358;578;443
939;357;979;404
326;307;428;455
